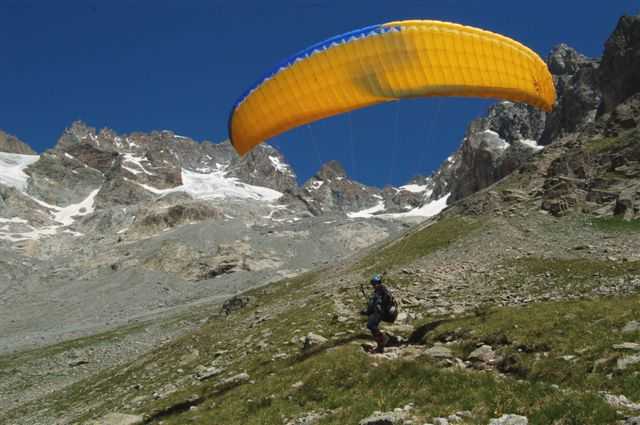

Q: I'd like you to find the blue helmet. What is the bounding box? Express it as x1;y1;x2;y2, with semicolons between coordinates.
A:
370;274;382;285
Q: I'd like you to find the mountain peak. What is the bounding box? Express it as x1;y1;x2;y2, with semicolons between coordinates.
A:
599;13;640;113
317;160;347;180
547;44;594;76
0;129;36;155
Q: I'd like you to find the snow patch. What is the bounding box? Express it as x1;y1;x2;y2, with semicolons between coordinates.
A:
0;189;100;242
129;167;283;202
309;180;324;190
346;193;450;220
122;154;156;176
0;152;39;191
347;201;386;218
517;139;544;151
269;155;292;174
470;130;509;151
383;194;450;218
53;188;100;226
181;169;282;201
399;184;427;193
0;217;28;224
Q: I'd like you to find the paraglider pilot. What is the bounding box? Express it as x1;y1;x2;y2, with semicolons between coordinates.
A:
361;274;396;354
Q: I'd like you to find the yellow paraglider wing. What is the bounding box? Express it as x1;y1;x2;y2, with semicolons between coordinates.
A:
229;20;556;155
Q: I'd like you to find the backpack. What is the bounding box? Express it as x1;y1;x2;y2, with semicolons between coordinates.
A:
381;288;398;323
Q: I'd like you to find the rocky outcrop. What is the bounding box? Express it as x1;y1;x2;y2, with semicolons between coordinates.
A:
541;44;601;144
141;239;248;281
537;16;640;218
0;130;35;155
25;151;105;206
226;143;297;193
470;101;546;144
298;160;382;215
446;125;544;202
599;14;640;114
541;129;640;217
133;201;224;233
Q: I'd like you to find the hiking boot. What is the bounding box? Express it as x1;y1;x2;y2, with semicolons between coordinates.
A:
373;332;385;354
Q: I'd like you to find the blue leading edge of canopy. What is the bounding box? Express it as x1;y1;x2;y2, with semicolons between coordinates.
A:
227;22;403;147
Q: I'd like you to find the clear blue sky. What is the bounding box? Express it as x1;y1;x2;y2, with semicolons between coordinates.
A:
1;1;637;187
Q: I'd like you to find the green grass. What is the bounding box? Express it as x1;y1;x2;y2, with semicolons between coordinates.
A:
512;257;640;277
152;344;621;425
428;295;640;400
500;257;640;295
29;279;636;425
357;217;481;274
155;293;639;424
586;136;625;153
585;130;638;154
6;242;640;425
589;216;640;233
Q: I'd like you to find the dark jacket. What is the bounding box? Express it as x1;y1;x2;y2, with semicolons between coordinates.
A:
364;284;390;316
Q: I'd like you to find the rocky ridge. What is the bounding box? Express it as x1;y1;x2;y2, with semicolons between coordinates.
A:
0;129;35;155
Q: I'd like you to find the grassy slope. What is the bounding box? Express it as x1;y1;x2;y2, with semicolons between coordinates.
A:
4;211;640;425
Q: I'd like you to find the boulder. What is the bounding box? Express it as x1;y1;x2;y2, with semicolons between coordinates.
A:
468;345;496;363
617;353;640;370
359;413;404;425
488;414;528;425
302;333;328;352
87;413;144;425
614;188;636;219
623;321;640;333
424;344;453;359
613;342;640;351
216;372;250;390
194;365;224;381
222;295;254;315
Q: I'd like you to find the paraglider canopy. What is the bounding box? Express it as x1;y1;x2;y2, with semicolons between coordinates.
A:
228;20;556;156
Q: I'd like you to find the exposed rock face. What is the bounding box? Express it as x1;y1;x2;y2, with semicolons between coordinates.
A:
294;160;436;216
470;101;546;144
141;239;251;282
599;14;640;114
536;16;640;218
541;129;640;218
25;151;106;206
298;160;382;215
601;93;640;136
133;202;224;233
541;45;601;144
446;123;544;202
0;130;35;155
226;143;297;193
